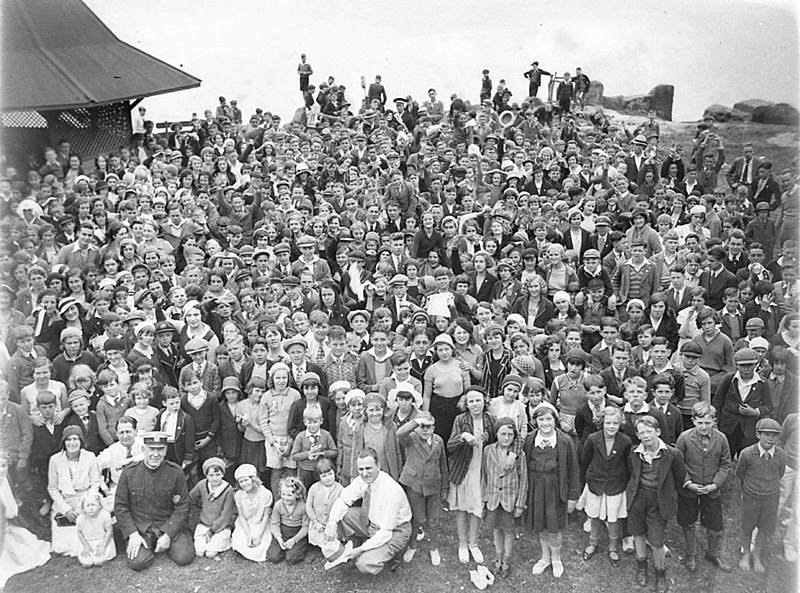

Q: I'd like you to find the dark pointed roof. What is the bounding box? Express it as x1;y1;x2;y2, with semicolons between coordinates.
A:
0;0;201;112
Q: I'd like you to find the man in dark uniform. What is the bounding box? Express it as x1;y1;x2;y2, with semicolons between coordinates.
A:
115;431;194;571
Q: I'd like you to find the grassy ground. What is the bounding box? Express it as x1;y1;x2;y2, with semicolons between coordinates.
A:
7;475;797;593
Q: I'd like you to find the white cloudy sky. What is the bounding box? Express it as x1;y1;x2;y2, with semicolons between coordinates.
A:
85;0;799;123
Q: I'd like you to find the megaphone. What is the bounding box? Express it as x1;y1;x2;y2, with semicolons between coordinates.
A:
499;111;515;127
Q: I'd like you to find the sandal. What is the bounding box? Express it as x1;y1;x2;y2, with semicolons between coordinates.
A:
608;550;621;567
583;545;598;561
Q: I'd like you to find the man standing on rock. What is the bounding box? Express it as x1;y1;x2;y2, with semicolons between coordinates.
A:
524;62;550;99
557;73;574;123
572;67;591;111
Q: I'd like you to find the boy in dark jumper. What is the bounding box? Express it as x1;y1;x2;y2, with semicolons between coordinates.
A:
735;418;786;573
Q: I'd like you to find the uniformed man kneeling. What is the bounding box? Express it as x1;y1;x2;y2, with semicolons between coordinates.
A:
114;431;195;570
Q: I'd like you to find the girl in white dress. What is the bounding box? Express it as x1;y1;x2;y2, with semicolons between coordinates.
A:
231;464;273;562
76;490;116;567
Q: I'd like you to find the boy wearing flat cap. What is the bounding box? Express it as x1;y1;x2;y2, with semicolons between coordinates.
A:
735;418;786;573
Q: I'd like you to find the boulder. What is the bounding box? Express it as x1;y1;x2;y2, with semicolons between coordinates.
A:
703;104;748;122
733;99;774;113
601;84;674;121
751;103;799;125
585;80;604;106
649;85;674;121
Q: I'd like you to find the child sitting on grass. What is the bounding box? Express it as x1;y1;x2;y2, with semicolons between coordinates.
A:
267;477;309;564
76;489;116;567
231;463;273;563
188;457;235;558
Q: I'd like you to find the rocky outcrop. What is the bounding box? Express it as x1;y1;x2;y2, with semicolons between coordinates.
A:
585;81;604;106
733;99;774;113
703;104;747;122
601;85;674;121
751;103;799;125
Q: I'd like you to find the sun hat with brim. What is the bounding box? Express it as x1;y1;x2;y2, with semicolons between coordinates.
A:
387;381;422;408
221;376;242;394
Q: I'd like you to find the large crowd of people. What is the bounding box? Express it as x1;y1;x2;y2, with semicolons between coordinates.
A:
0;54;798;591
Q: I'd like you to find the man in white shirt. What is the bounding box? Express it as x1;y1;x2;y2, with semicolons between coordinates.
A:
97;417;144;508
323;448;412;574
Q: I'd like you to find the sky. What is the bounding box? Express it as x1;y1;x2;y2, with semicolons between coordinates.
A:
84;0;800;124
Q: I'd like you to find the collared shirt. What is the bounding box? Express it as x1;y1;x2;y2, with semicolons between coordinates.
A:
634;438;668;464
292;364;307;384
757;443;776;458
187;389;207;409
734;371;761;402
161;409;179;441
97;438;144;486
328;471;412;550
534;431;556;448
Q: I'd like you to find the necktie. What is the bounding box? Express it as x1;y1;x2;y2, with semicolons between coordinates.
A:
125;445;133;459
741;160;750;184
315;345;325;366
362;485;372;525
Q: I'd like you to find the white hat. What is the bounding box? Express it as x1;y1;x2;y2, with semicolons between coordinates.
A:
387;381;423;408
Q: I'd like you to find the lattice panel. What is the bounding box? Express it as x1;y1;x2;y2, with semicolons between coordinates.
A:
1;101;133;159
0;111;48;127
